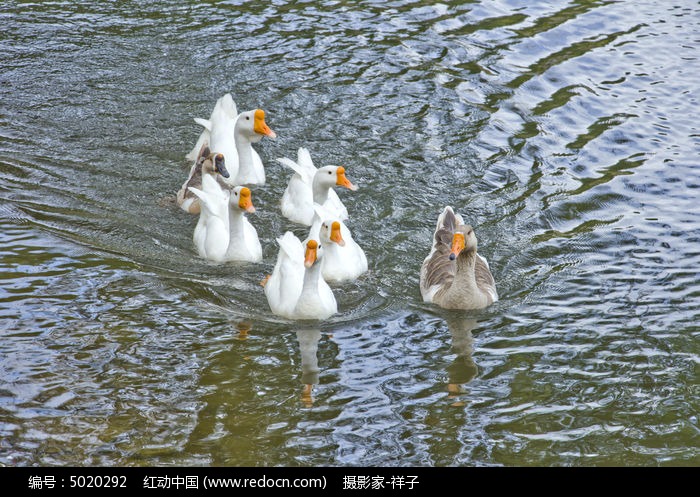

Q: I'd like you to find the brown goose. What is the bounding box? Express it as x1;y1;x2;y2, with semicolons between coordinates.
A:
419;206;498;310
177;145;229;214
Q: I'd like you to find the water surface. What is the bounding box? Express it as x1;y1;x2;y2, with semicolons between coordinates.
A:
1;0;698;466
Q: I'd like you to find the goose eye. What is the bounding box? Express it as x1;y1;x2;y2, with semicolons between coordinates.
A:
246;116;250;120
328;170;332;175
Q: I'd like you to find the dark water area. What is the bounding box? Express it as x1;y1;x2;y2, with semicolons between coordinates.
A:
0;0;698;466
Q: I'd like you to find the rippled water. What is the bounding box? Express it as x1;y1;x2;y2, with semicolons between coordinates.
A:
1;0;698;467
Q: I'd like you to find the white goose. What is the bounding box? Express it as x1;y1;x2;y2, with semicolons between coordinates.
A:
263;233;338;320
419;206;498;310
185;95;237;162
188;93;239;182
188;174;231;263
263;231;305;318
224;186;262;263
186;94;276;187
277;147;357;226
312;204;368;284
293;239;337;320
177;146;230;214
232;109;276;185
191;174;221;257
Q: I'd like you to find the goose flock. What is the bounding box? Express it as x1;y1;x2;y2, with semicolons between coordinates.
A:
177;94;498;320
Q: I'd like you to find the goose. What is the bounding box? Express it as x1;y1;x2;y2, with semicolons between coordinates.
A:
291;239;338;320
313;204;368;284
191;173;223;256
419;206;498;310
177;146;230;214
185;93;238;162
188;174;230;263
232;109;276;185
186;93;239;182
277;147;357;226
263;234;338;320
198;94;239;186
263;231;306;318
186;94;276;187
224;186;262;263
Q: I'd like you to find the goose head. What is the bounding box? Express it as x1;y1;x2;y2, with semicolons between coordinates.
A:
449;225;478;261
319;220;346;247
229;186;256;214
313;165;357;192
235;109;277;143
178;148;230;215
201;150;230;180
304;239;320;268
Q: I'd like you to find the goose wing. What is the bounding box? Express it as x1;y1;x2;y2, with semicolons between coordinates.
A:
475;253;498;303
296;147;318;182
420;206;462;302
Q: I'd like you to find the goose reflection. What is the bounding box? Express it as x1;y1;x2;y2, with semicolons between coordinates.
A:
296;328;322;407
443;313;479;398
236;321;252;340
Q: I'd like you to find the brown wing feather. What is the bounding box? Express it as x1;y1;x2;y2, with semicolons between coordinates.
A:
439;206;457;235
423;246;455;292
421;207;458;293
474;254;497;302
183;163;203;200
184;145;213;196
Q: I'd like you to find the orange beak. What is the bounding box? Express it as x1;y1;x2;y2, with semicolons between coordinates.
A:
238;187;256;213
254;109;277;138
330;221;345;247
335;166;358;191
304;240;318;268
449;233;465;261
